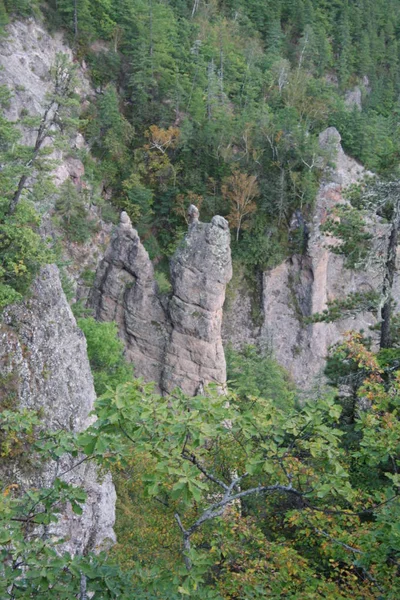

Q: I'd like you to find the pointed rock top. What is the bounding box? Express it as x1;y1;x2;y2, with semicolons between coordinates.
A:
120;211;133;230
211;215;229;230
318;126;342;151
187;204;199;225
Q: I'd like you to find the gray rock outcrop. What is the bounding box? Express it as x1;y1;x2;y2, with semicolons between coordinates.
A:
344;86;362;111
0;18;112;304
0;18;89;182
223;127;394;391
163;212;232;395
0;266;116;555
89;209;232;395
260;128;386;390
89;212;171;388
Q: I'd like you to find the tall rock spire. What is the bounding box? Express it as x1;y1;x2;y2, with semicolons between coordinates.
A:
89;208;232;395
162;212;232;395
89;212;170;388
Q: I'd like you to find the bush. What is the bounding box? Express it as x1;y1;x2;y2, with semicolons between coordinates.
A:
0;199;52;310
78;317;133;395
54;179;98;243
226;344;296;411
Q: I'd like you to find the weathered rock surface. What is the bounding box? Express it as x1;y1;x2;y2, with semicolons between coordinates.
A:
0;266;116;555
0;18;89;185
0;19;113;301
222;268;260;351
223;127;393;391
344;86;362;111
163;213;232;395
259;128;385;389
90;210;232;395
89;212;171;388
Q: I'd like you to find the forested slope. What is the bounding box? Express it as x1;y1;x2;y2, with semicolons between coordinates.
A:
4;0;400;270
2;1;400;599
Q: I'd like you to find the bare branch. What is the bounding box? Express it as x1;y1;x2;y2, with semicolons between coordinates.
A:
174;512;186;535
181;451;229;491
186;482;301;537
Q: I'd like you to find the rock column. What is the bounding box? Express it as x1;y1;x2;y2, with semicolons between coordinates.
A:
89;208;232;396
162;210;232;395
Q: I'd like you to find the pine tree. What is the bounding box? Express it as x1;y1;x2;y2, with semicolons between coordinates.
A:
337;4;352;88
0;0;8;34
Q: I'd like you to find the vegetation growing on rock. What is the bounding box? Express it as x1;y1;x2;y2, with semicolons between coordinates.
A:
2;1;400;598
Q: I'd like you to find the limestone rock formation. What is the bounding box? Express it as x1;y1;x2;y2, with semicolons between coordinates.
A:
0;18;112;305
90;209;232;395
89;212;171;388
259;128;385;389
222;268;261;352
0;18;89;178
0;266;116;555
163;212;232;395
223;127;393;391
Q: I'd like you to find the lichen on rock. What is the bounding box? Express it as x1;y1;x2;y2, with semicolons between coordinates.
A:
0;265;116;555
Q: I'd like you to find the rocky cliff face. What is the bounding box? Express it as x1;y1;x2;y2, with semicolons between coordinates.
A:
0;19;88;180
0;266;116;555
90;209;232;395
224;127;396;391
259;127;390;390
0;18;112;302
89;212;171;388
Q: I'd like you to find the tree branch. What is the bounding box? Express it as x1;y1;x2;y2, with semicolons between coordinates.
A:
181;451;229;491
314;528;363;554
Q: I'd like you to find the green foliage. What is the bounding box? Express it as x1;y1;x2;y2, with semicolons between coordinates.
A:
3;1;400;596
0;199;52;310
81;375;400;597
54;179;97;243
0;407;137;599
78;317;133;395
0;51;81;310
154;268;172;295
310;291;380;324
4;0;39;18
321;204;373;269
28;0;400;268
226;344;296;410
0;1;8;34
0;86;52;309
234;220;288;270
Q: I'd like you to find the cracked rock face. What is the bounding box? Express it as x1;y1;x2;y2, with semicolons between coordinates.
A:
89;211;232;395
89;213;171;388
0;18;89;186
163;214;232;395
259;127;392;391
0;265;116;555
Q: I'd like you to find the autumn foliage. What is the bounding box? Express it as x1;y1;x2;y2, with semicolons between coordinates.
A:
222;171;259;241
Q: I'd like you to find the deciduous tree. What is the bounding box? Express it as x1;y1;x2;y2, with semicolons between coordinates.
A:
222;170;258;241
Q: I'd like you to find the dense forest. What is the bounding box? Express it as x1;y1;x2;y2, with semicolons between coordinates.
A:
2;0;400;598
4;0;400;269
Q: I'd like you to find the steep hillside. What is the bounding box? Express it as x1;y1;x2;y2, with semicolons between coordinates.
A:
2;2;400;599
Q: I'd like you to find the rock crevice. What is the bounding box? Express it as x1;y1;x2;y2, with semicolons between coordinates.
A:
89;209;232;395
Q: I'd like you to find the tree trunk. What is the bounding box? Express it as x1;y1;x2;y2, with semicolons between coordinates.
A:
149;0;153;59
183;533;192;570
9;100;55;214
79;573;87;600
8;175;28;214
192;0;200;18
380;201;400;348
